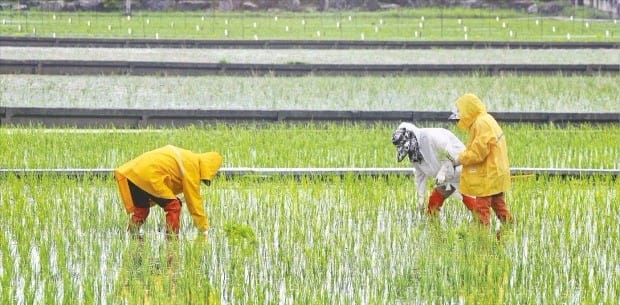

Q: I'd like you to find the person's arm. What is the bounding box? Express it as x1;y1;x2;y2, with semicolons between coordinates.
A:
433;131;462;187
434;129;464;165
458;121;494;166
183;178;209;233
435;161;453;185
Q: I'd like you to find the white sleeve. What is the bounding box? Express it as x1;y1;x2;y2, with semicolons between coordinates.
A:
436;161;453;180
439;131;465;165
414;170;427;208
445;143;464;164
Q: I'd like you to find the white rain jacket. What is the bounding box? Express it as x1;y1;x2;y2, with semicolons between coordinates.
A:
396;122;466;206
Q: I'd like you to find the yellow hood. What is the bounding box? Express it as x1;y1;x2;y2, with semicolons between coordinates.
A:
199;152;223;181
455;93;487;131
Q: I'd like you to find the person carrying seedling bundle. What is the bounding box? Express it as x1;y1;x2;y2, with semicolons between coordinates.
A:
447;93;514;231
391;122;477;216
114;145;223;240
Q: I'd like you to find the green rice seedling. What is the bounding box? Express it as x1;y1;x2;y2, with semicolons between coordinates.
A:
1;172;618;303
2;75;619;112
1;123;618;170
224;222;258;248
5;42;617;65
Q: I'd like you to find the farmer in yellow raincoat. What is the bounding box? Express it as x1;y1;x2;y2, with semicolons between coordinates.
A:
448;93;513;228
114;145;223;239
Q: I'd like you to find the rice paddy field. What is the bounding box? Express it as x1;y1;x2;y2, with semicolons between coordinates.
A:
2;74;620;112
1;7;620;305
2;77;620;303
0;8;619;41
3;47;620;65
0;123;619;304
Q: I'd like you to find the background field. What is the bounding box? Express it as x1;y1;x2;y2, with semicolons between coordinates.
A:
1;9;619;41
3;47;619;65
2;75;619;112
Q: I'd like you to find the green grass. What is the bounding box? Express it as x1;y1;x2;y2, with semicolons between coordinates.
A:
1;8;618;41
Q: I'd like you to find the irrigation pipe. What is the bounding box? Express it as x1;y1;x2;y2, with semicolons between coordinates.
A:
2;108;619;126
0;167;617;179
2;37;618;49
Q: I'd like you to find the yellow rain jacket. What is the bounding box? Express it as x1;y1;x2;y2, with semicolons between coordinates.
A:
114;145;223;232
455;94;511;197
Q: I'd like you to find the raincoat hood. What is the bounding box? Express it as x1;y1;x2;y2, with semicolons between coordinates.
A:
199;152;223;181
454;93;487;131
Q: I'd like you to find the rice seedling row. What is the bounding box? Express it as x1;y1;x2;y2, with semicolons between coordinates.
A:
0;173;618;304
1;9;618;41
2;75;619;112
1;123;618;170
3;47;618;65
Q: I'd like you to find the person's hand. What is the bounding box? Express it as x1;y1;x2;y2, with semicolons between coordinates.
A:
435;161;451;185
435;171;446;185
200;229;209;243
440;145;461;166
193;229;210;246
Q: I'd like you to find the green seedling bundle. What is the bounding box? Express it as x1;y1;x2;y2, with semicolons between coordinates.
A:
0;171;618;304
1;9;618;41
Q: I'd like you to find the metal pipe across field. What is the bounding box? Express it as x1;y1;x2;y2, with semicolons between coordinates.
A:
1;37;618;49
0;167;617;179
1;107;618;127
1;59;617;76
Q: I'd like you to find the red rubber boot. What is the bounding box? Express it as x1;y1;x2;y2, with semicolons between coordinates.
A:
427;189;445;216
163;198;182;238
